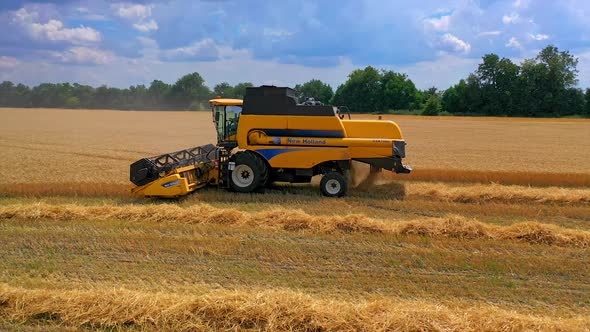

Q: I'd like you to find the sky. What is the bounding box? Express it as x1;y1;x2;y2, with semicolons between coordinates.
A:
1;0;590;90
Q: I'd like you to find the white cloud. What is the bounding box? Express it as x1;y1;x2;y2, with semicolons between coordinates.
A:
30;20;101;43
424;15;451;32
12;7;38;23
502;13;520;24
1;49;483;92
477;31;502;37
506;37;522;49
112;3;153;20
50;47;114;65
137;36;158;48
513;0;530;9
112;3;158;32
137;37;247;63
133;19;158;32
530;33;549;41
0;56;19;68
12;8;101;44
162;38;220;61
397;53;480;89
263;28;294;38
440;33;471;53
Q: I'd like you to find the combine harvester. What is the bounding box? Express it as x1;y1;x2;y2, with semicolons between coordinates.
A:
130;86;411;198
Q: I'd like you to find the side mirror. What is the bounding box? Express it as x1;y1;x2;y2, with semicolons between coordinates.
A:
214;111;220;122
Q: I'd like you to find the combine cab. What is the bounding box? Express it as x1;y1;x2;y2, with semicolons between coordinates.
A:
130;86;411;198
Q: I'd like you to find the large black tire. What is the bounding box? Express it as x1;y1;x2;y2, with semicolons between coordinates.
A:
229;152;268;193
320;172;347;197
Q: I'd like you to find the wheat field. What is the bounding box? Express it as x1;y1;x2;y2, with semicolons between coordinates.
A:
1;107;589;331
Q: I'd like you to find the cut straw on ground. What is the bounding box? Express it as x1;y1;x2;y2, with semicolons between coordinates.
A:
1;203;589;248
1;181;588;206
1;284;588;332
406;182;590;205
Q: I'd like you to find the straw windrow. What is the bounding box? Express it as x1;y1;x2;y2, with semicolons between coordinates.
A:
1;203;588;248
1;285;588;331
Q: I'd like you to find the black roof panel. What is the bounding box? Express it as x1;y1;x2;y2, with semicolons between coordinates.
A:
243;86;335;116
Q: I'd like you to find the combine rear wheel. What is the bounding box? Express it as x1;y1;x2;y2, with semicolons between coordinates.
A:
320;172;347;197
230;152;268;193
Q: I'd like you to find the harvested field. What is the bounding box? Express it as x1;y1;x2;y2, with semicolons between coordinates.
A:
2;285;589;332
1;108;589;185
2;202;589;247
1;108;589;331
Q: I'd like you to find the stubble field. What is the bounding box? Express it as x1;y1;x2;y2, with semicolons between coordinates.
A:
0;107;589;331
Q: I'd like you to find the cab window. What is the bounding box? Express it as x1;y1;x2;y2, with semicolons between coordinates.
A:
214;106;225;142
225;105;242;138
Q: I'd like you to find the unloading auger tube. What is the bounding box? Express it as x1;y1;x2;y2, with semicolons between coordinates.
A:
129;85;411;198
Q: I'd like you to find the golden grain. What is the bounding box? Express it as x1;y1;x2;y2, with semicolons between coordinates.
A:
1;203;588;247
1;108;589;184
1;108;589;331
1;285;588;332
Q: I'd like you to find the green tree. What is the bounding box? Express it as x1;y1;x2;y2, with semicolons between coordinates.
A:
332;66;382;113
442;80;466;114
64;96;80;108
0;80;33;107
148;80;171;108
422;95;441;116
213;82;234;98
127;84;148;109
585;88;590;116
30;83;72;108
171;72;211;109
536;45;579;116
380;71;419;110
294;79;334;104
561;88;586;117
442;45;583;118
71;83;94;108
476;54;520;116
519;46;579;117
232;82;253;99
0;81;15;106
14;84;31;107
443;76;483;115
518;59;545;116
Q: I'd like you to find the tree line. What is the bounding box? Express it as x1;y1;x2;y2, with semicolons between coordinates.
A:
0;73;254;111
441;46;588;117
0;45;588;117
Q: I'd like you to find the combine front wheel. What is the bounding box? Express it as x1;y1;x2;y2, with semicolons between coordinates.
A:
230;152;268;193
320;172;347;197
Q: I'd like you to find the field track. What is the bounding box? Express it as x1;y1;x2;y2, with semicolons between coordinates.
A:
1;108;589;331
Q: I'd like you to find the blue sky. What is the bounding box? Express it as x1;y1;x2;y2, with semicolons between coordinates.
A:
1;0;590;90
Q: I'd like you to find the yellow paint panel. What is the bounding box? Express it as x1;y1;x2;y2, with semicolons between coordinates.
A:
131;174;191;198
209;99;243;106
342;120;403;139
348;146;393;159
287;115;345;132
237;115;288;147
237;114;406;169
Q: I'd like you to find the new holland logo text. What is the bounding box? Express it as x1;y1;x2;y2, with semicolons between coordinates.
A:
162;180;180;188
287;138;327;145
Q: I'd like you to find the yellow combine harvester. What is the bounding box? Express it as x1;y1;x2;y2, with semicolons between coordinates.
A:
130;86;411;197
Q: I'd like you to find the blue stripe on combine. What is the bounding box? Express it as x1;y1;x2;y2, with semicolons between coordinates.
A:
255;148;292;161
